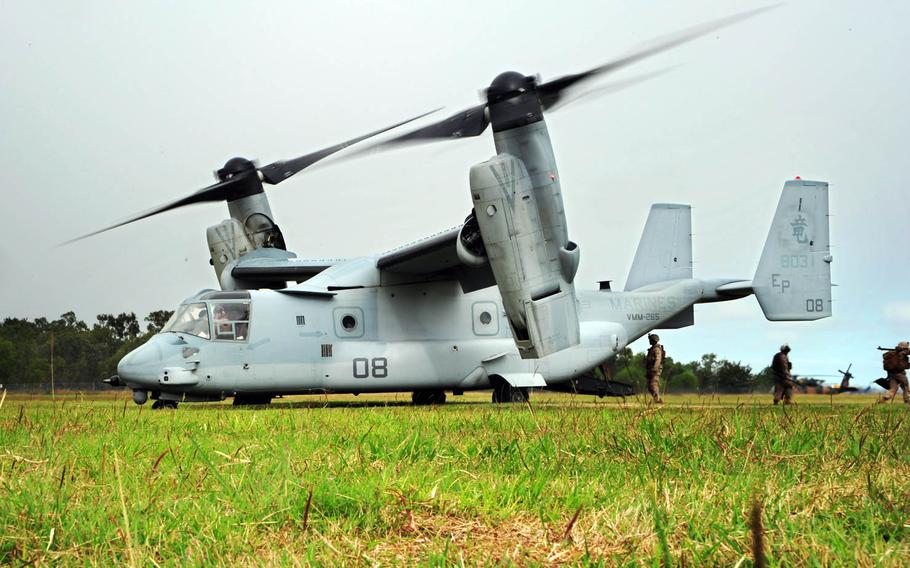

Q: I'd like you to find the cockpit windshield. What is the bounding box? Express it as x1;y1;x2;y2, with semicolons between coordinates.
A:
161;303;210;339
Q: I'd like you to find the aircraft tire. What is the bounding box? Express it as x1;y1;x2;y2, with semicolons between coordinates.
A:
492;382;529;404
151;400;178;410
412;390;447;405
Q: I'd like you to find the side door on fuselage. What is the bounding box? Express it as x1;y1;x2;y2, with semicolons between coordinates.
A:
202;294;255;393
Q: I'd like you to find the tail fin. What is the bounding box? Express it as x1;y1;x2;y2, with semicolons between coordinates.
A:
753;179;832;320
625;204;692;291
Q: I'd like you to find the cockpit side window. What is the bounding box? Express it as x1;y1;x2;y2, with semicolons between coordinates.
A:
161;303;211;339
211;301;251;341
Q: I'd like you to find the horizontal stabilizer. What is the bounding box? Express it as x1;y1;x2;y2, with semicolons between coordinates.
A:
626;204;692;291
753;179;832;320
656;306;694;329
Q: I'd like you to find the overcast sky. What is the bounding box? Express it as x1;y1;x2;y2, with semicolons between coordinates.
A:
1;0;907;387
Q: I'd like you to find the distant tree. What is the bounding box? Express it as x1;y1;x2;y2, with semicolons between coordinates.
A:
714;360;754;393
96;313;141;341
0;318;48;385
754;366;776;391
600;347;645;389
145;310;174;333
694;353;719;391
0;337;15;385
57;311;88;331
668;368;699;392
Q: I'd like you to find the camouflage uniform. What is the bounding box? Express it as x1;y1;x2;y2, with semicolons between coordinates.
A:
644;334;665;403
879;341;910;404
771;345;793;405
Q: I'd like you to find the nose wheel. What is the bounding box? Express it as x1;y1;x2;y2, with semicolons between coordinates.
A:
151;400;178;410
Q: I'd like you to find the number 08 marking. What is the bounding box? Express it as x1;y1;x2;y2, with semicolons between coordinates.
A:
805;298;824;312
352;357;388;378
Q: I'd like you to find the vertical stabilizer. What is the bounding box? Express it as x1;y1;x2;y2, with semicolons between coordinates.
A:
753;179;832;320
625;204;693;291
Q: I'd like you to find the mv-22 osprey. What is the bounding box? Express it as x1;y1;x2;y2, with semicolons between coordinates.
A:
85;8;833;409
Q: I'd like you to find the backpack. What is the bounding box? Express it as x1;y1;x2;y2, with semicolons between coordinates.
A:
644;345;666;369
883;350;902;372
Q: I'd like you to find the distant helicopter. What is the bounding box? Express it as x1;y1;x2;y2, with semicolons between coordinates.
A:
87;7;833;409
834;364;859;393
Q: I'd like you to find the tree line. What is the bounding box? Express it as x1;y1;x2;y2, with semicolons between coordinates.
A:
599;348;800;394
0;311;172;390
1;311;797;393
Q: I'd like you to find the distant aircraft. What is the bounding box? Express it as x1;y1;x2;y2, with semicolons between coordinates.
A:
830;364;860;393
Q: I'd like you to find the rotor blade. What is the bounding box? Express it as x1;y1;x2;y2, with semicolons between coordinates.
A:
538;5;779;110
64;110;440;245
258;109;440;185
344;103;490;159
60;175;250;245
544;68;674;112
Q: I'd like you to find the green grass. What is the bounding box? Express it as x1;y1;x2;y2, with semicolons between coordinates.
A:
1;391;908;566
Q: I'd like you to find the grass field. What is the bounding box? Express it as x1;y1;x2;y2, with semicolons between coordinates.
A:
1;390;908;566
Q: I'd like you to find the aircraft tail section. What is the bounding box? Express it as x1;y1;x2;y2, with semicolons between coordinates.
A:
625;204;692;291
753;179;832;320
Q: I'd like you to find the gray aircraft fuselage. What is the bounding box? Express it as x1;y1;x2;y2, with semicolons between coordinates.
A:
117;277;745;401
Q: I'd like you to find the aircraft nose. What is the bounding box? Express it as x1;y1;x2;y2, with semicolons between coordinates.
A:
117;341;163;387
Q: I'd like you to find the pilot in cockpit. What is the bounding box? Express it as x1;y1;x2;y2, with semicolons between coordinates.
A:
232;306;249;340
213;305;233;340
212;303;249;341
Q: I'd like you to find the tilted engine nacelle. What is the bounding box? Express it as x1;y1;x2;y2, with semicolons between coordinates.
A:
207;190;291;290
469;153;580;358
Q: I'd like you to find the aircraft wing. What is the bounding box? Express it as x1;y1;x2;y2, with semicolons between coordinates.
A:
376;225;495;292
229;226;494;292
377;226;462;274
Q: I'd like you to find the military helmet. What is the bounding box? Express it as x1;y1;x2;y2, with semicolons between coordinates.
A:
898;341;909;350
648;333;659;344
780;344;791;353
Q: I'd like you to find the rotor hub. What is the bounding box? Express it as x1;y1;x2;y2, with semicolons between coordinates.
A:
486;71;544;133
486;71;536;104
217;157;257;181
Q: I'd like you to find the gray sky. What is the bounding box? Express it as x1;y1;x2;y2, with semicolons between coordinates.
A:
1;0;907;387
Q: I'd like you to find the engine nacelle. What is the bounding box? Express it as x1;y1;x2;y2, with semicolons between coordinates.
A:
206;191;289;290
207;218;255;284
469;153;580;358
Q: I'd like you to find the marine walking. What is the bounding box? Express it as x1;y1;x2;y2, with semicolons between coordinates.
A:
771;344;794;405
878;341;910;404
644;333;665;404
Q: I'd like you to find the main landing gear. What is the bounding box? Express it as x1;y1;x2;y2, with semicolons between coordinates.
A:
233;393;273;406
151;400;178;410
491;377;529;404
412;390;447;405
